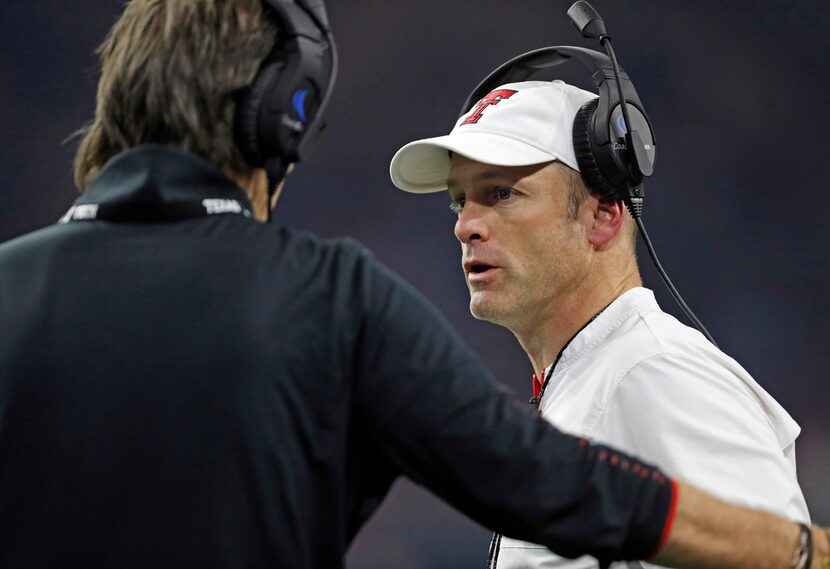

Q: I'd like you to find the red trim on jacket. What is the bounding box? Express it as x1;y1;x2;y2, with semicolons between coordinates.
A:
650;478;679;558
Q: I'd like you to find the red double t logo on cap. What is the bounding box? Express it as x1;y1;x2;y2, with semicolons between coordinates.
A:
460;89;518;125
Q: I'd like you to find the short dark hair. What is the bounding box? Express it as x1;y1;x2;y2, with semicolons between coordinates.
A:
561;163;638;241
73;0;278;191
562;163;590;220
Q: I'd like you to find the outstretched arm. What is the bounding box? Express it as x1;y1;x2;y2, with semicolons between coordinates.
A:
352;250;828;569
653;481;829;569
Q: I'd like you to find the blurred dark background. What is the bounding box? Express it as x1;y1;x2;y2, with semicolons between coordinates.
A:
1;1;828;567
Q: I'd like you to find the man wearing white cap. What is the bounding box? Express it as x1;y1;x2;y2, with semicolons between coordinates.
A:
390;80;810;568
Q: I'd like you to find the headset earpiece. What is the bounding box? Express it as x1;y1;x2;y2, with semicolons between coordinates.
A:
573;98;619;201
573;97;656;202
235;61;286;167
234;0;336;172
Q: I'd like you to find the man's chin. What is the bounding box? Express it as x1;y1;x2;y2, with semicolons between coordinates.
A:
469;294;508;325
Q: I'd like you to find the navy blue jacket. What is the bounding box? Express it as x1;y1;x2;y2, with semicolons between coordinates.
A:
0;146;673;568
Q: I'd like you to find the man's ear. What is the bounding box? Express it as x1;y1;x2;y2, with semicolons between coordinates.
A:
586;198;626;248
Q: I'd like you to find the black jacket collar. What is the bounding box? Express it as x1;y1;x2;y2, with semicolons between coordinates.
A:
76;145;252;209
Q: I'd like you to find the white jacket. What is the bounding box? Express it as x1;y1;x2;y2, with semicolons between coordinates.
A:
495;287;809;569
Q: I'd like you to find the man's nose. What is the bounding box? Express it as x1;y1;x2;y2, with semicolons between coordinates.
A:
454;203;490;244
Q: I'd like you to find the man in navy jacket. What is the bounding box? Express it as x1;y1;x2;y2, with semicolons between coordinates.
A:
0;1;826;568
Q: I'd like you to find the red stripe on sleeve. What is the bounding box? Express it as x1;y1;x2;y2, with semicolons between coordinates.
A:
649;478;679;558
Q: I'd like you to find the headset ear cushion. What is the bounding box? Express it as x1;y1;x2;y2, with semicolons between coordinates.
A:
573;98;620;201
234;60;284;168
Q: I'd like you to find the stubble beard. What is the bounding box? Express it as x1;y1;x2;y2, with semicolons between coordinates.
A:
468;290;499;323
467;260;569;335
468;278;528;330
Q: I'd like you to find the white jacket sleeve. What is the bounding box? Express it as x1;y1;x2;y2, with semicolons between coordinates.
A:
588;351;809;524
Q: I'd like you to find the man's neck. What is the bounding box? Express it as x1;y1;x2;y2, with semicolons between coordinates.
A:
229;167;287;222
514;270;642;379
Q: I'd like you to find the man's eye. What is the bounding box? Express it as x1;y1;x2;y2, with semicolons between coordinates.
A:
449;196;465;214
496;188;512;200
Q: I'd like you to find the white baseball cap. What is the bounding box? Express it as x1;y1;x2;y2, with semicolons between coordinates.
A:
389;80;598;194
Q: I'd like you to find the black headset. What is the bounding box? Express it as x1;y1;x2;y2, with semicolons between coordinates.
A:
460;1;717;347
459;3;655;217
234;0;337;201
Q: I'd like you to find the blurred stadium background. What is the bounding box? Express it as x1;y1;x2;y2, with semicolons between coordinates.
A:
1;1;827;567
